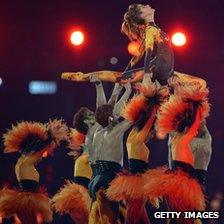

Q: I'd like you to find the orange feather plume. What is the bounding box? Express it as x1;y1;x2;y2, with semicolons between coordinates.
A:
123;83;169;123
156;85;210;139
3;121;48;153
143;167;206;211
135;83;169;101
52;180;90;224
123;95;148;122
0;188;52;223
69;129;85;150
106;173;159;208
68;129;85;158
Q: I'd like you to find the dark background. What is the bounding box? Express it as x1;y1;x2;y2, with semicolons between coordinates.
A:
0;0;223;223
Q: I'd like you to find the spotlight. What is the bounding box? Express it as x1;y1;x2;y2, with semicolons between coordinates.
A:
171;32;187;47
70;31;84;46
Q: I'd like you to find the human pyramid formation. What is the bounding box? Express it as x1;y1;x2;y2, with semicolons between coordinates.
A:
0;4;212;224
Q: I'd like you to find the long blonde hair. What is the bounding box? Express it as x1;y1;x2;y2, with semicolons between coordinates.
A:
121;4;146;41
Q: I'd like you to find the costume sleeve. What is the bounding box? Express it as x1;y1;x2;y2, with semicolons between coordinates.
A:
145;26;159;51
144;26;160;74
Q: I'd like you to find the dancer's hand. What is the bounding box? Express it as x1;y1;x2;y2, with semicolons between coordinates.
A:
168;75;181;93
142;72;153;85
122;80;132;90
89;73;101;85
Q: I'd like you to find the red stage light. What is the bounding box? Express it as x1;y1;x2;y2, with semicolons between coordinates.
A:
128;41;140;56
70;31;84;46
171;32;187;47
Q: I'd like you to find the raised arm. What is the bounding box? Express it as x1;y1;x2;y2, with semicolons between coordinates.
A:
90;74;107;108
108;82;123;105
182;108;202;143
113;82;132;117
172;109;202;165
136;107;157;143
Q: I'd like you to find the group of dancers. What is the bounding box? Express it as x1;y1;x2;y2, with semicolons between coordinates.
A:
0;3;212;224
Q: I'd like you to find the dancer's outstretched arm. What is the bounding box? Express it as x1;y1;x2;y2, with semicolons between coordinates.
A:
172;109;202;165
108;83;123;105
90;74;107;108
137;107;157;143
113;82;132;117
182;108;202;143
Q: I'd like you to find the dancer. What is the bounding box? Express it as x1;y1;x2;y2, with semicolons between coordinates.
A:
143;84;210;224
61;4;174;86
167;80;212;224
0;119;69;224
167;122;212;224
88;80;132;224
71;74;127;223
120;4;174;85
107;82;169;224
52;129;92;224
167;77;212;185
